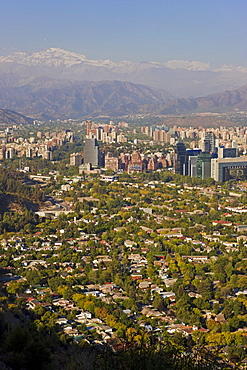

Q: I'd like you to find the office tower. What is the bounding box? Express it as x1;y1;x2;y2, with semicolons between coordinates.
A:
196;152;212;179
174;141;187;175
188;156;198;177
185;149;201;176
84;138;104;167
200;138;211;153
205;132;216;152
211;157;247;182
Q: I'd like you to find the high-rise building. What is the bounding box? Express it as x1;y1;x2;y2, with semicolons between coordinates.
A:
147;157;158;171
196;152;212;179
174;141;187;175
0;147;5;160
205;132;216;152
153;130;166;142
128;151;143;173
188;156;198;177
84;138;104;167
26;148;33;158
185;149;201;176
199;138;211;153
86;120;92;136
5;147;15;159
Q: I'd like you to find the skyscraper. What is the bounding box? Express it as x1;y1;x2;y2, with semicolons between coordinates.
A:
174;141;187;175
185;149;201;176
84;138;104;167
196;152;212;179
204;132;216;153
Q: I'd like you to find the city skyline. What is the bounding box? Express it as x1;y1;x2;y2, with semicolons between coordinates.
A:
0;0;246;69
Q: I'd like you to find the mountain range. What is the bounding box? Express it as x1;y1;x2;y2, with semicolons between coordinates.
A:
0;75;246;120
1;48;247;97
0;75;176;119
0;48;247;120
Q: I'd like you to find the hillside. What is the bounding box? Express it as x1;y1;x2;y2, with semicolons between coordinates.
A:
0;108;33;125
0;193;39;214
0;169;44;217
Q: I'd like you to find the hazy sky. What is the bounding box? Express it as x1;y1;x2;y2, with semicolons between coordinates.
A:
1;0;246;68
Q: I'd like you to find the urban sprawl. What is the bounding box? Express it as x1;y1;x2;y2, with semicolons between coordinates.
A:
1;116;247;368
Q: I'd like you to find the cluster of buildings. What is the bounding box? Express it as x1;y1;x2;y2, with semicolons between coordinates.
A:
141;124;247;150
76;123;247;182
0;129;75;161
70;138;174;174
72;134;247;182
86;120;127;144
3;119;247;182
141;124;247;181
174;133;247;182
103;151;172;173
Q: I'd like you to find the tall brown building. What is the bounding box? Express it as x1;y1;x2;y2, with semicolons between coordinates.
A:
147;157;158;171
153;130;166;142
128;151;143;173
105;153;119;171
86;120;92;136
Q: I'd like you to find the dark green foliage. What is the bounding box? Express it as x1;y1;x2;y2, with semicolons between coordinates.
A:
95;338;229;370
0;169;43;232
0;169;45;205
3;326;51;370
0;209;39;233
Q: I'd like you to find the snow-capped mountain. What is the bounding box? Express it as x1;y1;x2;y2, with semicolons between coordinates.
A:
1;48;247;97
0;47;210;71
0;48;88;68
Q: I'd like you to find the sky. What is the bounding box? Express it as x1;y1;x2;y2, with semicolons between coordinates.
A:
0;0;247;68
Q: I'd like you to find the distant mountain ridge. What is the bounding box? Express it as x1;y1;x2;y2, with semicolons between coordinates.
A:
146;84;247;115
0;48;212;71
0;73;247;119
1;48;247;97
0;75;176;119
1;48;247;119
